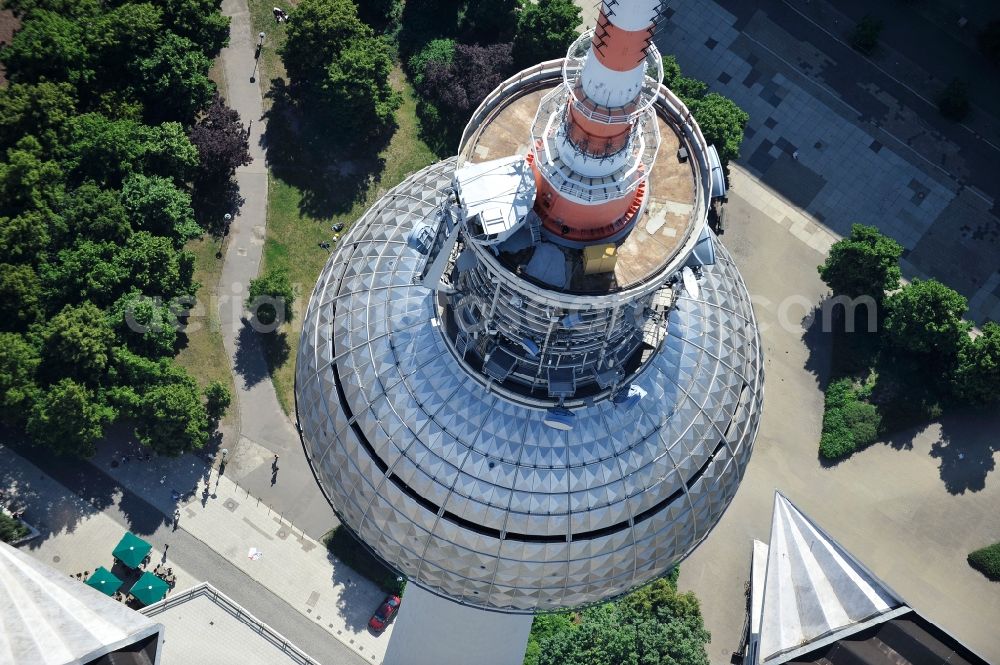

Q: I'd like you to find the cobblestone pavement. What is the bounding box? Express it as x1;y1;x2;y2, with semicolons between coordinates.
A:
655;0;1000;323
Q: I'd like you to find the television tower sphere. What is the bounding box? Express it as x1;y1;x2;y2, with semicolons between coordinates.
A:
295;0;763;613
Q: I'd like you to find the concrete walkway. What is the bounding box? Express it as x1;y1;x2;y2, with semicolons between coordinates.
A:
215;0;338;540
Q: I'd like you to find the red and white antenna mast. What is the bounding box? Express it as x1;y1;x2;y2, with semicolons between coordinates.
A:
529;0;665;245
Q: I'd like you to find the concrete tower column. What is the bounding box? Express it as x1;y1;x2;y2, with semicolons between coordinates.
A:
530;0;662;244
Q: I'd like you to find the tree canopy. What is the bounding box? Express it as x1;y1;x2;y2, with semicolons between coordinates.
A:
512;0;580;70
246;268;295;326
883;279;971;358
281;0;400;138
530;576;710;665
953;322;1000;405
818;223;903;301
0;0;233;458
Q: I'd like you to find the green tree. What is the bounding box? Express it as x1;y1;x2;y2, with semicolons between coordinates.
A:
0;263;43;329
114;231;196;301
246;267;294;326
66;114;199;186
89;2;163;83
321;36;401;135
513;0;580;70
203;380;232;422
0;10;93;86
689;93;749;166
155;0;231;58
525;613;575;665
26;378;113;457
0;137;65;217
61;182;131;242
136;33;215;123
953;321;1000;405
408;38;455;87
0;332;40;426
968;542;1000;581
0;81;77;154
121;173;201;244
281;0;370;90
883;279;971;358
41;239;126;305
461;0;519;44
0;210;56;264
40;302;116;382
818;223;903;301
357;0;403;33
107;290;179;358
135;379;210;455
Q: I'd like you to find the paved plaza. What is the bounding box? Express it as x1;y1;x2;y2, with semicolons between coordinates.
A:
656;0;1000;323
678;176;1000;664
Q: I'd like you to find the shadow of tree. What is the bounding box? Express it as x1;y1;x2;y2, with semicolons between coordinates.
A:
233;318;269;389
261;329;290;372
930;408;1000;494
262;80;393;220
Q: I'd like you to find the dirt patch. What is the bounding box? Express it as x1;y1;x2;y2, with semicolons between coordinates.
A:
0;9;21;86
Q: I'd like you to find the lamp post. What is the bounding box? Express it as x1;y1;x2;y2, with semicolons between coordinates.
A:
251;32;265;82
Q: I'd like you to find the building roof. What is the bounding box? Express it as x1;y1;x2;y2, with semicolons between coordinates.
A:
141;584;321;665
752;493;989;665
758;493;906;664
0;541;162;665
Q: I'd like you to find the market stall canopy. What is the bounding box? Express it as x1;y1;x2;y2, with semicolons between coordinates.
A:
129;571;168;606
85;566;123;597
112;531;151;569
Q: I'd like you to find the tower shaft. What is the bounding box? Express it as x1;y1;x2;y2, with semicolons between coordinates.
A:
530;0;662;244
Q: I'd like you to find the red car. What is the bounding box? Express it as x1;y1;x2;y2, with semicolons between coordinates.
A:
368;595;401;633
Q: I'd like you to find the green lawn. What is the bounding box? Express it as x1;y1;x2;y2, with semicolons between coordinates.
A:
246;0;438;415
174;233;237;431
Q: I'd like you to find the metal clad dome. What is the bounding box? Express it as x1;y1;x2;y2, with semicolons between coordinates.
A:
295;158;764;612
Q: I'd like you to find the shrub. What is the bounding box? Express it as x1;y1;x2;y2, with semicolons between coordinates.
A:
819;378;881;459
968;542;1000;581
203;380;231;423
246;268;294;326
324;526;405;594
851;15;883;55
0;511;30;543
937;78;970;121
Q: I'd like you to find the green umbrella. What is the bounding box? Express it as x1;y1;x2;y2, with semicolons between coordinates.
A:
85;566;123;596
112;531;152;569
129;571;169;605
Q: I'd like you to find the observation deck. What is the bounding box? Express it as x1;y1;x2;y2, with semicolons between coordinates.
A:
458;61;714;293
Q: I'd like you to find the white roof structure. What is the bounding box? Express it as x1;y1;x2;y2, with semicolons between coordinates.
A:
454;155;535;244
0;541;162;665
754;493;909;664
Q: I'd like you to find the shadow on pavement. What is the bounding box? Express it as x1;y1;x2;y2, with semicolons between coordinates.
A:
930;409;1000;495
234;318;270;389
4;423;220;545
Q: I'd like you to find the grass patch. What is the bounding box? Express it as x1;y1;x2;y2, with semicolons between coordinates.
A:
174;233;236;430
323;526;406;595
246;0;438;415
0;511;29;543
